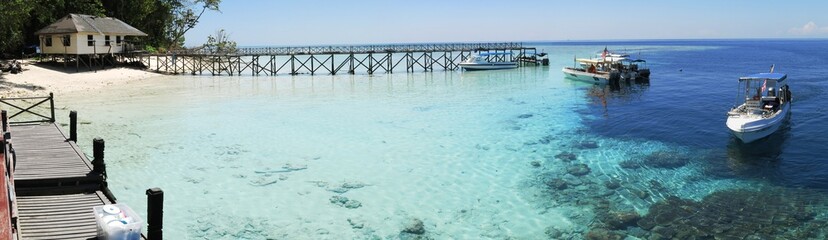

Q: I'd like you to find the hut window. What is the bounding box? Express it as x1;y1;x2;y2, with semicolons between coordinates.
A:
105;35;111;46
87;35;94;46
116;36;122;45
62;35;71;46
45;36;53;47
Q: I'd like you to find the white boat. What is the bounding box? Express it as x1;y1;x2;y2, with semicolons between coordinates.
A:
595;49;651;81
459;53;518;70
562;58;620;84
563;49;650;84
726;70;791;143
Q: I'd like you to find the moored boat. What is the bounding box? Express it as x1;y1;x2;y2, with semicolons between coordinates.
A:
459;53;518;71
726;69;791;143
563;48;649;84
562;58;620;84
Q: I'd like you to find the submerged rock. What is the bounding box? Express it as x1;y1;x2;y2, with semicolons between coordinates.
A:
567;164;591;176
585;228;624;240
538;135;554;144
576;141;600;149
530;161;541;168
546;178;568;190
562;174;583;186
636;189;825;239
329;196;362;209
555;152;578;162
602;211;641;230
604;180;621;190
402;218;425;234
348;218;365;229
641;151;690;169
517;113;534;119
618;159;641;169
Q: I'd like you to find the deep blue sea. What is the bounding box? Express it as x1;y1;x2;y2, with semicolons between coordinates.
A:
55;39;828;239
561;40;828;189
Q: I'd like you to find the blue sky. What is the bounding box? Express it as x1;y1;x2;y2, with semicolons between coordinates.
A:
184;0;828;46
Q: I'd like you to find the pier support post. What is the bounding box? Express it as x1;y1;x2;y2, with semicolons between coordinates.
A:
146;188;164;240
49;92;55;123
69;111;77;142
367;53;373;75
92;138;106;178
1;110;7;133
348;54;355;74
290;55;296;75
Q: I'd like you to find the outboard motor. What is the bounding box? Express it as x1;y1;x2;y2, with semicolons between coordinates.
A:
609;70;621;86
638;69;651;79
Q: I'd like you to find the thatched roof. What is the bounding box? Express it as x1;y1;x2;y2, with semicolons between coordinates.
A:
34;14;147;36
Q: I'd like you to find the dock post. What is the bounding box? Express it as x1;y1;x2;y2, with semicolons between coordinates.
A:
367;53;373;74
49;92;55;122
92;138;106;178
146;188;164;240
349;54;355;74
290;55;296;75
310;55;316;75
1;110;7;133
69;111;77;142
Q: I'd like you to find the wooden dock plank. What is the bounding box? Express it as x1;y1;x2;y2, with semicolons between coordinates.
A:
9;123;97;186
16;191;112;240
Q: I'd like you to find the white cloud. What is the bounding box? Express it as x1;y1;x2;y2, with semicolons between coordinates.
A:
789;21;828;35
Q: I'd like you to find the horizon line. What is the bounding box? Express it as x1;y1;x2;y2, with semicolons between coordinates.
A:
194;37;828;48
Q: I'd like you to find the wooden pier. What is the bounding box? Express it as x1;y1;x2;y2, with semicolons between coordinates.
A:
1;94;165;239
133;42;548;76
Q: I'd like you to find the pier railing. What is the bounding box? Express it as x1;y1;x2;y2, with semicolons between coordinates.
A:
132;42;543;76
167;42;525;56
0;93;55;124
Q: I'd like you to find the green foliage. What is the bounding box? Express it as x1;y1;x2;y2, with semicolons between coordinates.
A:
144;45;158;53
0;0;222;56
203;29;237;54
0;0;33;56
166;0;222;50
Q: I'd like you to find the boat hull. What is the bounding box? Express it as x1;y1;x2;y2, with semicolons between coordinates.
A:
726;103;790;143
460;62;517;70
562;67;618;84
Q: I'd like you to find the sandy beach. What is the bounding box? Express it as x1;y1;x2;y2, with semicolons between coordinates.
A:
1;60;160;98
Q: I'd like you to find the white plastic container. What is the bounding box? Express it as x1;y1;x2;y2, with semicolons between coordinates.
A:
93;203;143;240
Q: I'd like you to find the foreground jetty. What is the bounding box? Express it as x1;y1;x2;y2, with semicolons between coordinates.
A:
1;94;164;239
134;42;547;76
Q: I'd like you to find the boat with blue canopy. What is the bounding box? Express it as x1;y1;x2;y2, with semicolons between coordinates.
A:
726;68;792;143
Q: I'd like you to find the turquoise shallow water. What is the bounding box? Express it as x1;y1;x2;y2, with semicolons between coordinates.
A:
54;41;828;239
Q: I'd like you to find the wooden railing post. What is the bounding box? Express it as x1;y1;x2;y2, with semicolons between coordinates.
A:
48;92;55;123
1;110;7;132
68;111;77;142
146;188;164;240
92;138;106;178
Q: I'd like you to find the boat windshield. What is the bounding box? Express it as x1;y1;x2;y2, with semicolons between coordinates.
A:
464;55;485;63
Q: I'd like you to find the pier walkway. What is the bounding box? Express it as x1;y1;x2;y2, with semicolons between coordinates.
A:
132;42;548;76
1;94;164;239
